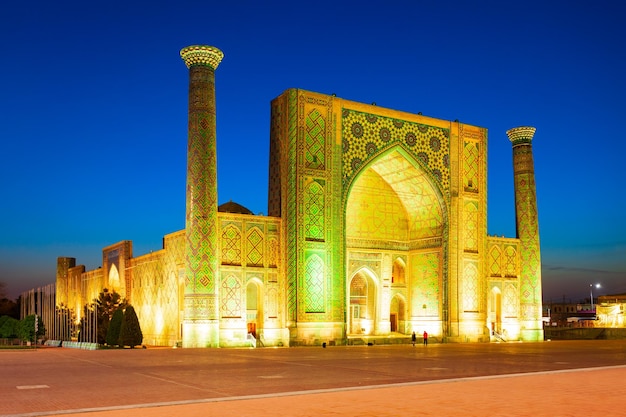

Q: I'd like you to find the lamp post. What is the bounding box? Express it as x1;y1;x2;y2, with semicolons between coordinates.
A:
590;283;601;311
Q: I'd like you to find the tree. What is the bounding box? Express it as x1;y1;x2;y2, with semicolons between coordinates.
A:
94;288;127;344
0;316;19;338
106;309;124;347
0;298;19;319
0;282;19;319
18;314;45;343
119;306;142;348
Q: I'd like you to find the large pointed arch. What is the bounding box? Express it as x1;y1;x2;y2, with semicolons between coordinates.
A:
344;144;448;338
344;144;448;245
108;264;124;295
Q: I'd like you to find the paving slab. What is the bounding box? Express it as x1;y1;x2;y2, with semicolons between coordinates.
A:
2;340;625;416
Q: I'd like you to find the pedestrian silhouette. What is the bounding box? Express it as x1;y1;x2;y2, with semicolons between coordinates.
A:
411;331;416;346
423;331;428;345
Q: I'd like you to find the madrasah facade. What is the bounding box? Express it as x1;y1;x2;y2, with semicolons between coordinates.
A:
55;45;543;348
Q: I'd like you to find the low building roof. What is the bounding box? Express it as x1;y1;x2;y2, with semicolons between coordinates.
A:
218;200;254;215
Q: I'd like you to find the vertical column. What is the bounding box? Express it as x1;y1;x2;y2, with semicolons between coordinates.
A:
180;45;224;348
506;126;543;341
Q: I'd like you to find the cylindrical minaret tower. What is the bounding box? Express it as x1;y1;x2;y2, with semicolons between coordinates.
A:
180;45;224;348
506;126;543;342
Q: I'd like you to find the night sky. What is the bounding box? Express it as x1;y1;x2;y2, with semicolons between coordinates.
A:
1;1;624;302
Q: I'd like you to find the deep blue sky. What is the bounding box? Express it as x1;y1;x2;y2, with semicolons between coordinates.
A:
1;1;624;302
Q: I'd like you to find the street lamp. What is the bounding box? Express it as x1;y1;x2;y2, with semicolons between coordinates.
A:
590;283;601;311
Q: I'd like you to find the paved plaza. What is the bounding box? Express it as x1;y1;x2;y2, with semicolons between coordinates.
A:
1;340;626;416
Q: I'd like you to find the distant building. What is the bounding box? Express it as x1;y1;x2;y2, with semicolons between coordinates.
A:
544;302;596;327
596;294;626;328
27;45;544;347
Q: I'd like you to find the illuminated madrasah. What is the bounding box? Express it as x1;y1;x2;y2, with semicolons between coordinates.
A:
55;45;543;347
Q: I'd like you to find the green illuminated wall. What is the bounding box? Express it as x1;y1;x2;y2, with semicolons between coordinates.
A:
269;88;500;343
269;90;345;342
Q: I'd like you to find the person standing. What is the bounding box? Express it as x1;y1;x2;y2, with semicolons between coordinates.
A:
411;331;416;346
423;331;428;346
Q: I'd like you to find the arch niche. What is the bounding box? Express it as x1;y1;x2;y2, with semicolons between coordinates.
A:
246;278;264;339
489;286;502;337
108;264;125;296
389;293;407;333
345;146;445;337
348;268;377;335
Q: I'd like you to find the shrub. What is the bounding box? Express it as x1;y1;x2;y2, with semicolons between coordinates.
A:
119;306;142;348
94;289;127;345
106;309;124;347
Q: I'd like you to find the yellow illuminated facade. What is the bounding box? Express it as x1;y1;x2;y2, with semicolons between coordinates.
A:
55;45;543;347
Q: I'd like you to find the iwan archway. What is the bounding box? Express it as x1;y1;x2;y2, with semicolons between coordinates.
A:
345;146;446;338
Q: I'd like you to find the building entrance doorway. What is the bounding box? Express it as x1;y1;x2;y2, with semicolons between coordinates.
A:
246;280;263;339
349;271;376;335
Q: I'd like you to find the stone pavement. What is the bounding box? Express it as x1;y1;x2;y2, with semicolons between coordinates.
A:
2;340;626;417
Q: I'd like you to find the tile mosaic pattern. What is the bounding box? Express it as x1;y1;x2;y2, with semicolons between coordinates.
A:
341;109;450;192
184;64;219;298
304;180;325;241
305;109;326;170
304;254;325;313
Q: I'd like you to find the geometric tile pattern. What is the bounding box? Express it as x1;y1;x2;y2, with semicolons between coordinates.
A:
346;150;444;242
267;286;278;318
507;126;542;329
346;169;409;241
304;253;325;313
304;180;325;241
487;239;520;279
305;109;325;170
463;141;479;192
350;273;367;298
489;245;501;276
462;262;479;312
220;275;242;318
504;245;517;277
267;102;282;217
185;65;219;296
268;238;279;268
512;144;541;308
464;200;478;251
221;225;242;265
349;272;367;332
246;227;264;267
284;90;299;321
504;281;519;318
342;109;450;192
129;237;182;346
409;251;440;317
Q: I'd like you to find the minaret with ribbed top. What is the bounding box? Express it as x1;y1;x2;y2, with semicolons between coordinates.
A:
507;126;543;341
180;45;224;347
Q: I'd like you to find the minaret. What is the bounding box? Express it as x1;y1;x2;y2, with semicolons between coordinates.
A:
180;45;224;348
506;126;543;341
